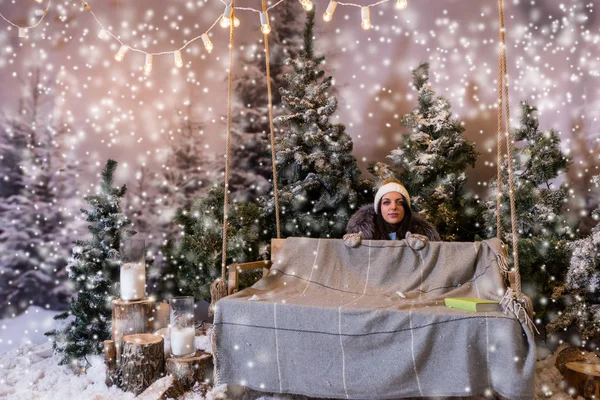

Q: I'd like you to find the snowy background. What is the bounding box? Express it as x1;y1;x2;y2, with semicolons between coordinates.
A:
1;0;599;398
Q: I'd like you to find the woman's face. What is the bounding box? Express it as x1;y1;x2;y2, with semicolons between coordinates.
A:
381;192;406;226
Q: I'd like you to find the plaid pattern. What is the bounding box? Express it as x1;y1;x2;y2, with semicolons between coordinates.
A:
213;237;535;399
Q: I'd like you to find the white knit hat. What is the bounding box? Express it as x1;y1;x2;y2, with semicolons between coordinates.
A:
374;181;411;213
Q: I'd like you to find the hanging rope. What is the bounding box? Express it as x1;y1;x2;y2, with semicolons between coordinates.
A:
496;0;522;296
209;0;237;316
262;0;282;239
496;0;536;333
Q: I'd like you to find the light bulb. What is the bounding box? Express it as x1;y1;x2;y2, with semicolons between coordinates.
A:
323;1;337;22
114;45;129;62
220;16;231;28
98;29;110;40
261;24;271;35
299;0;313;12
35;0;42;3
233;16;240;27
396;0;408;10
360;7;371;30
144;54;153;73
174;50;183;68
221;5;233;28
201;34;213;53
18;27;29;38
34;9;46;16
260;12;271;35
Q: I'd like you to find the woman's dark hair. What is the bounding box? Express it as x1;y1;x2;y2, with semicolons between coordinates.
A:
373;195;412;240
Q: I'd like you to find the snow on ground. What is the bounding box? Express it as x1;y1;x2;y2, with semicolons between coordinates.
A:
0;306;62;355
0;339;587;400
0;308;588;400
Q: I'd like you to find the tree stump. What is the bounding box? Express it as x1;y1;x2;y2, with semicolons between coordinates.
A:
166;351;213;390
112;297;155;361
565;362;600;399
103;340;120;387
118;334;164;396
135;375;186;400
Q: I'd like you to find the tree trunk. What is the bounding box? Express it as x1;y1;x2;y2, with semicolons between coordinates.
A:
118;334;164;396
166;351;213;390
112;297;155;361
103;340;120;387
565;362;600;399
135;375;186;400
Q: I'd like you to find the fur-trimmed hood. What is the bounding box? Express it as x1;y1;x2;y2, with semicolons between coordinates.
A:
346;205;441;241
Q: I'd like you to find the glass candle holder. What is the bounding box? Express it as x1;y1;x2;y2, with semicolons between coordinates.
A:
119;238;146;301
170;296;196;357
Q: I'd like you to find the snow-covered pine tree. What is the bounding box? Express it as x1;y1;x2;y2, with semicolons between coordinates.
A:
371;62;481;241
269;9;369;238
154;97;212;242
546;175;600;342
225;1;305;202
159;185;263;301
483;101;572;325
45;159;135;365
0;70;79;318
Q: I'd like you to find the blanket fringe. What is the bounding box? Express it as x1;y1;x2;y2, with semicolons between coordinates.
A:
500;288;539;335
496;250;511;279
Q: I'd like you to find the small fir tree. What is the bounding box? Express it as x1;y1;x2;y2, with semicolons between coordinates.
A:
45;159;134;365
483;102;572;326
160;185;264;301
546;175;600;341
371;62;481;241
269;9;370;238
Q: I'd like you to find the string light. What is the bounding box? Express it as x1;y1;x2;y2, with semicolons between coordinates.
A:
144;54;153;73
361;6;371;30
2;0;397;70
323;1;337;22
0;0;51;39
299;0;314;12
201;34;213;53
114;45;128;62
97;29;110;40
220;4;233;28
173;50;183;68
260;11;271;35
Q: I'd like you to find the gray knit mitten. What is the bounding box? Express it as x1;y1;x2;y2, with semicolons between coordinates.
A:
405;232;429;250
343;232;364;248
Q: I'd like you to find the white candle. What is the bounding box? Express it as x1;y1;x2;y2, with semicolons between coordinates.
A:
120;262;145;301
170;326;195;356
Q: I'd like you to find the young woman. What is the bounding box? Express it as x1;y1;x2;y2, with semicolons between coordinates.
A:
345;178;440;241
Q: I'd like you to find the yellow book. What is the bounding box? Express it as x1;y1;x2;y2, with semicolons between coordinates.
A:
444;297;501;312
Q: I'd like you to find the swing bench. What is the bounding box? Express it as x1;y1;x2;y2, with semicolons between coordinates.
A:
210;0;535;398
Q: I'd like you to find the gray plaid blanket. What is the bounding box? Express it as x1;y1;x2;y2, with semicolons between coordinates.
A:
213;238;535;399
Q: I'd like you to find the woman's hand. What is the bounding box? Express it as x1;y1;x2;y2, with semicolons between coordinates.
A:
405;232;429;250
343;232;364;248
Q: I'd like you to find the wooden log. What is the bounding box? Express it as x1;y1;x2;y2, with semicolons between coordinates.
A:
118;334;164;396
165;351;213;390
135;375;186;400
153;300;170;331
112;297;155;361
565;362;600;399
104;340;119;387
